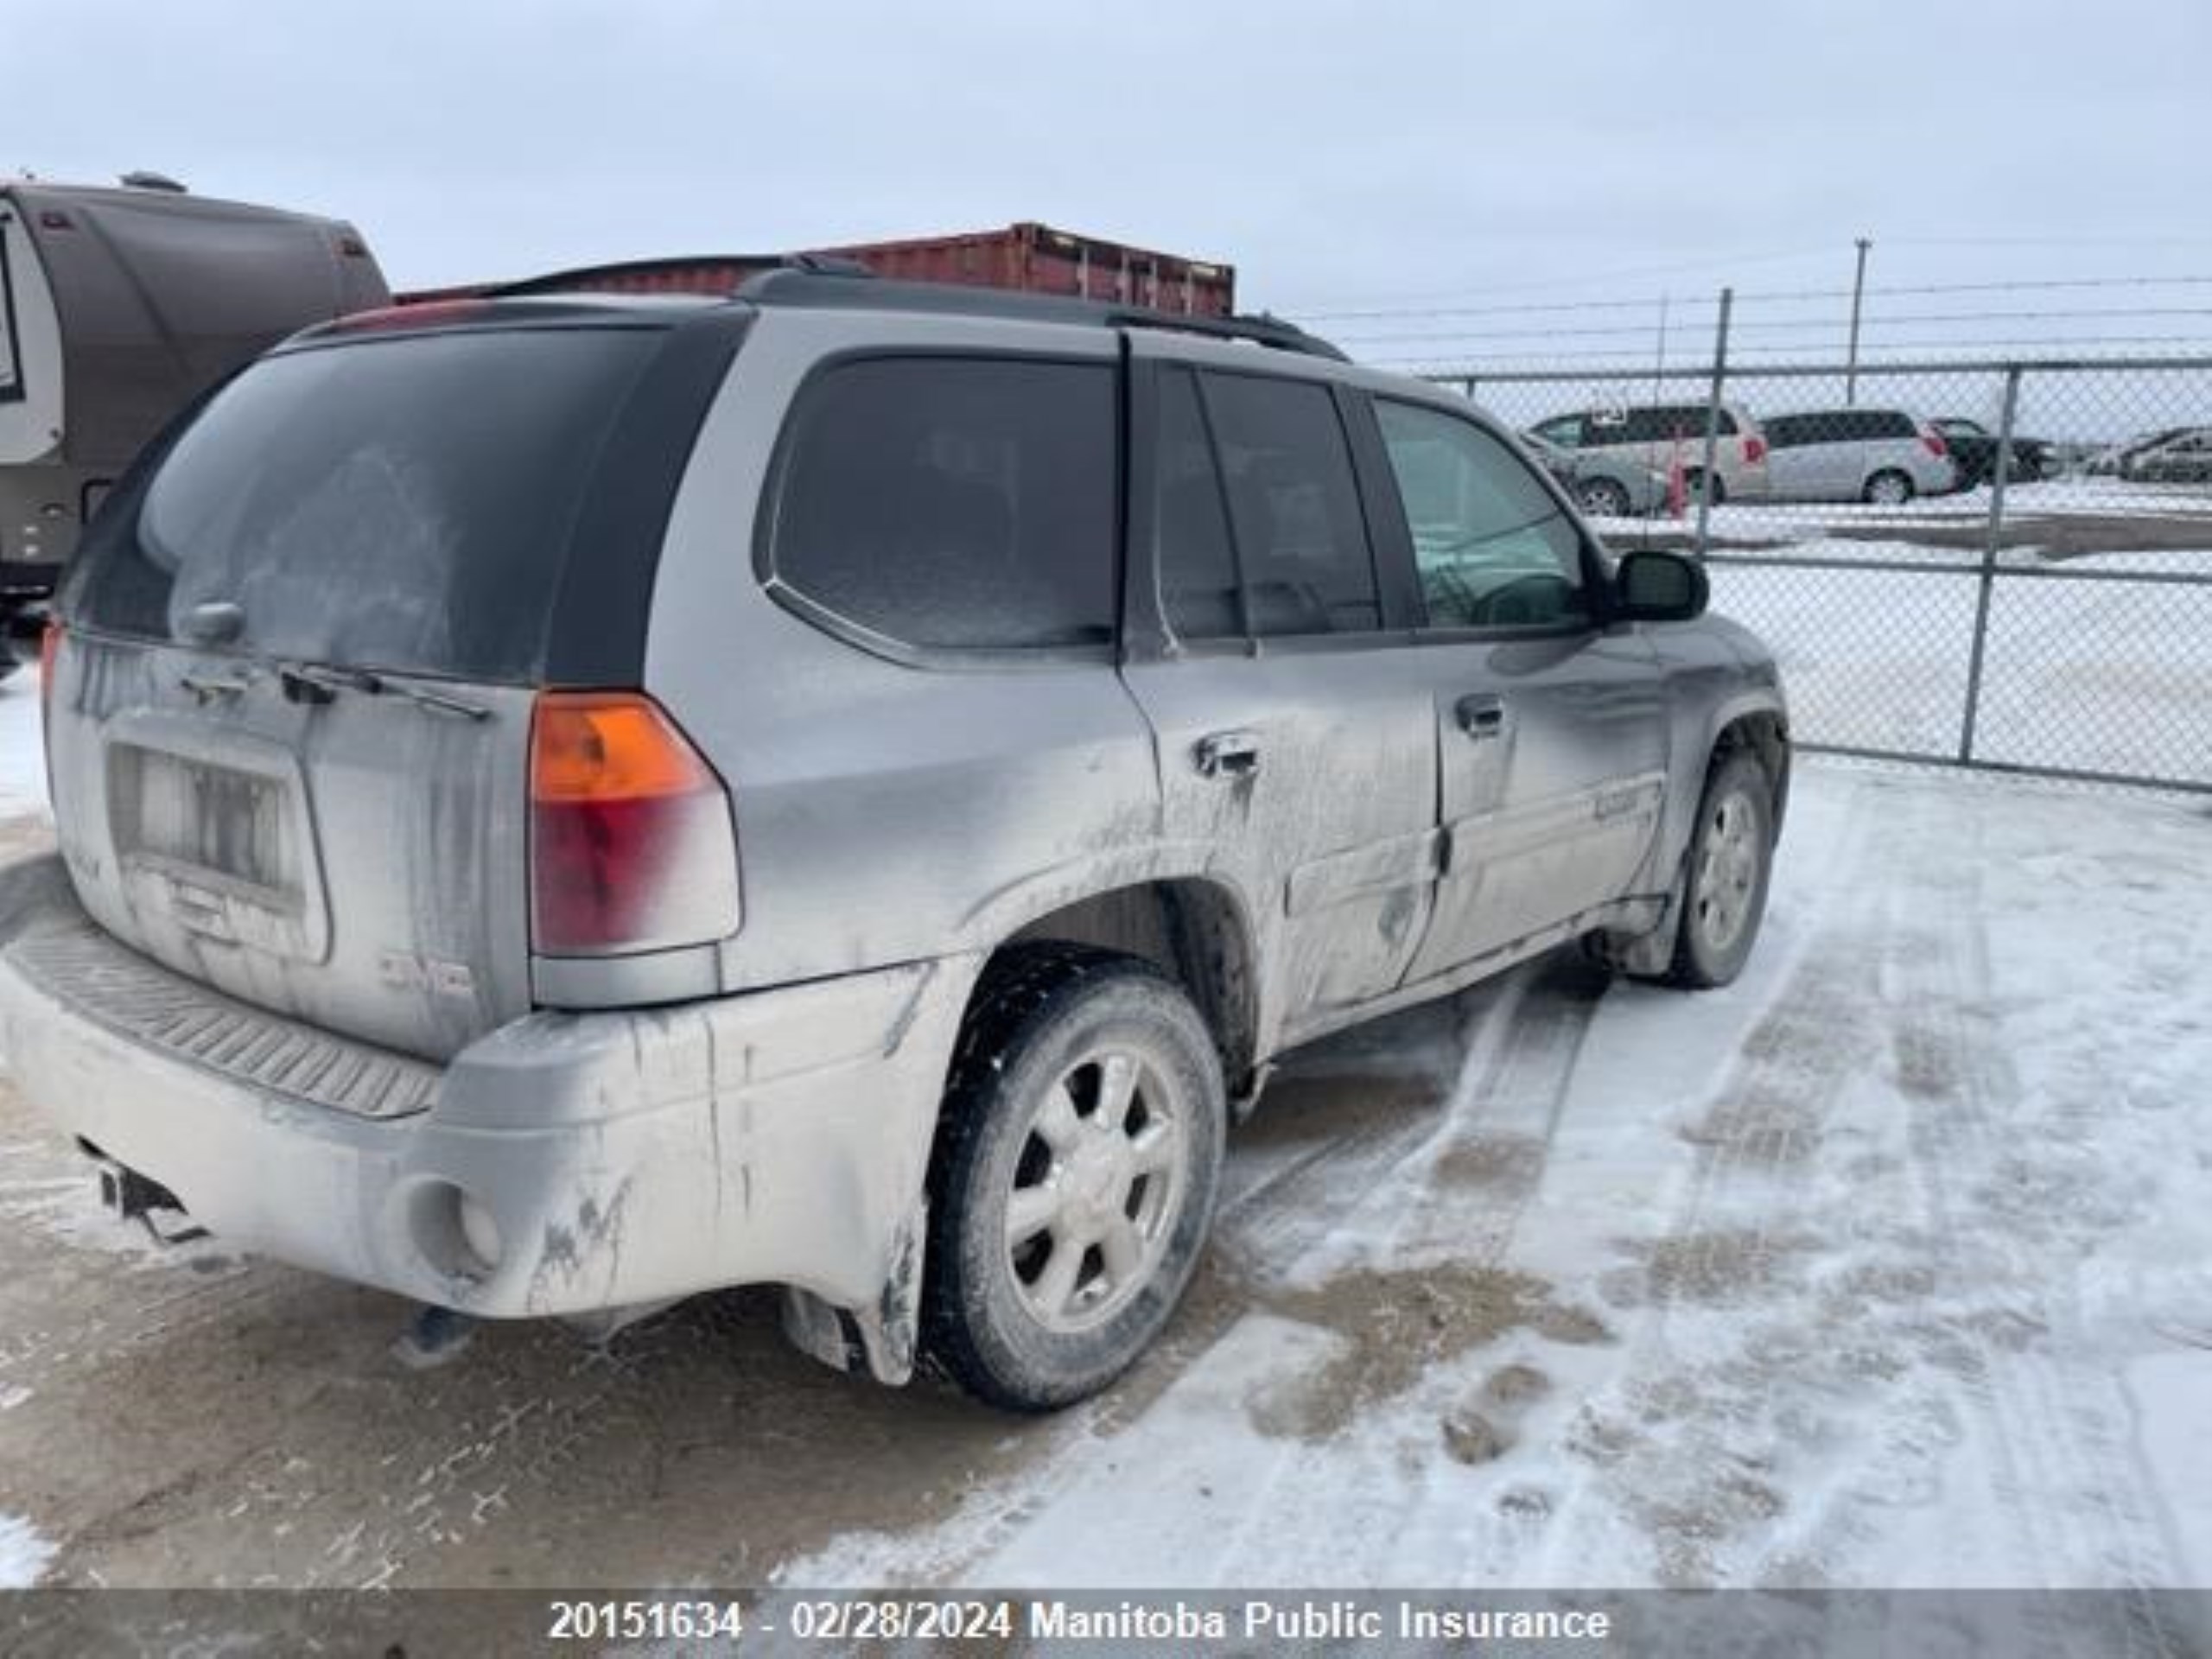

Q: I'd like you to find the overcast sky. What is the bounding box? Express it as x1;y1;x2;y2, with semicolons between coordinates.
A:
11;0;2211;363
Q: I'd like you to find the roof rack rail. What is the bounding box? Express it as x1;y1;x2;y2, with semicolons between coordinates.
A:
734;268;1347;361
479;250;872;300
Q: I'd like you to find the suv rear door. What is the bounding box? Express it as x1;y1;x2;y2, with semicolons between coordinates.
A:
1120;345;1441;1046
50;314;735;1063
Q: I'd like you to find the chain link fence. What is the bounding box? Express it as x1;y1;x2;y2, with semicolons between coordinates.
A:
1432;353;2212;793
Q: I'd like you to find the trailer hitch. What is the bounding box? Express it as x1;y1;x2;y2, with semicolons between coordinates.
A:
91;1154;208;1246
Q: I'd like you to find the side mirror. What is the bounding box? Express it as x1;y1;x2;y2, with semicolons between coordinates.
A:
1612;550;1708;623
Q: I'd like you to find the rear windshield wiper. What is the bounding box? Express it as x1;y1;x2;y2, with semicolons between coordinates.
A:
278;662;490;721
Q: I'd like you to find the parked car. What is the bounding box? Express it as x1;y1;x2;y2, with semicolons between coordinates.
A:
2087;427;2196;478
2124;427;2212;484
1528;400;1770;505
1520;431;1669;518
1759;408;1957;505
0;274;1789;1411
1929;416;2055;488
0;174;388;620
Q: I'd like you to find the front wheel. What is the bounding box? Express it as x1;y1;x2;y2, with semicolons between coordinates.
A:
922;946;1226;1411
1666;750;1776;988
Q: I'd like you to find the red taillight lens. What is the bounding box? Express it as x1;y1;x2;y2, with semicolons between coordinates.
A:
1923;431;1948;458
1742;435;1767;465
334;297;491;333
528;692;741;957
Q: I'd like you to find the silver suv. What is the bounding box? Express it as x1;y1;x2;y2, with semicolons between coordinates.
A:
0;274;1789;1409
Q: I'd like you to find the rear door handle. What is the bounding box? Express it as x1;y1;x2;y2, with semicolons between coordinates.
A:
1194;730;1262;779
1454;694;1508;740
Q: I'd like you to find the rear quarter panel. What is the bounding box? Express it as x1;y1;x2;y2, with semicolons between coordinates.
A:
640;308;1166;995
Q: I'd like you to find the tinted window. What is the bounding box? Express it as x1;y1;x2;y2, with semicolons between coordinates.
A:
1154;368;1242;640
1764;413;1818;448
73;327;664;682
1199;372;1379;636
1376;399;1588;630
767;357;1116;651
1867;410;1917;440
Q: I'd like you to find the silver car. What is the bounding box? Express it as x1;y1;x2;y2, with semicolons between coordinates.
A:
0;274;1789;1410
1522;431;1670;518
1759;407;1958;504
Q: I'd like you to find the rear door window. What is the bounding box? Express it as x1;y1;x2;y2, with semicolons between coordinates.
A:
765;355;1117;652
1198;370;1380;636
72;327;668;682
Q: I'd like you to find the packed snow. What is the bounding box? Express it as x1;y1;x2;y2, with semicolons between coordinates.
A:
0;1512;54;1589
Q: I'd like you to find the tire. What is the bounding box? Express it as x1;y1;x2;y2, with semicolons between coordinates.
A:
1864;469;1915;506
922;945;1227;1411
1664;750;1776;989
1575;476;1633;518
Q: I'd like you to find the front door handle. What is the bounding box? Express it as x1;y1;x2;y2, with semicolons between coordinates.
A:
1455;694;1508;740
1194;730;1262;779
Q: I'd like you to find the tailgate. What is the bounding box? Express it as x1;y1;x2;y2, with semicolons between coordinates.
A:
50;633;533;1062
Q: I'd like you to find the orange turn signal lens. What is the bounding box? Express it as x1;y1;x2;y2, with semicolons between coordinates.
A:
529;692;716;804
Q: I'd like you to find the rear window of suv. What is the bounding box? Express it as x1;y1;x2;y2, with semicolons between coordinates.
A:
68;327;667;683
762;355;1117;653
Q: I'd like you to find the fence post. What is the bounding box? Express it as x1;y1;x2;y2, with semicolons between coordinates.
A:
1694;286;1732;557
1958;364;2023;766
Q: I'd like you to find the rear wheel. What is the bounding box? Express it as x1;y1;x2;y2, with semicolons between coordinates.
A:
1665;750;1776;988
922;946;1226;1411
1864;468;1915;505
1575;476;1634;518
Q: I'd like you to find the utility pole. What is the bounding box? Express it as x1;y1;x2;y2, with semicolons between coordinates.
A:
1845;236;1872;404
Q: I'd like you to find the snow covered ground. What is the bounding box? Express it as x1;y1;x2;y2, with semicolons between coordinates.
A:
0;646;2206;1594
1706;548;2212;785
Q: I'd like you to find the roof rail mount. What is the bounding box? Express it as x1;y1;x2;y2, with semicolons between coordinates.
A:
735;269;1346;361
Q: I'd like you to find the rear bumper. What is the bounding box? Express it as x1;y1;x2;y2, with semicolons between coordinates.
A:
0;856;975;1327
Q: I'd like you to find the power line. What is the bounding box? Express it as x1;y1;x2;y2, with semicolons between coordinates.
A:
1297;272;2212;326
1370;333;2212;368
1330;306;2212;349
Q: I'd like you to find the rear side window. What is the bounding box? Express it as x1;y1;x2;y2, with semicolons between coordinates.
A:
70;327;666;682
765;356;1116;652
1199;371;1380;636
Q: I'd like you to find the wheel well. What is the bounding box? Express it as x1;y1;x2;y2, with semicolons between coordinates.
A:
1710;711;1791;833
1000;880;1259;1092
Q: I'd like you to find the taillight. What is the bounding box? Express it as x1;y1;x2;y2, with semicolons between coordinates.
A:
528;691;741;957
333;297;491;333
1923;430;1948;458
1742;435;1768;465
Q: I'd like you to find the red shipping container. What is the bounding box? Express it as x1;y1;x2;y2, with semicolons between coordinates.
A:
400;222;1236;315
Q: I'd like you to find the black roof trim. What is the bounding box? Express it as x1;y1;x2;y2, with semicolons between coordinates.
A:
736;267;1348;361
